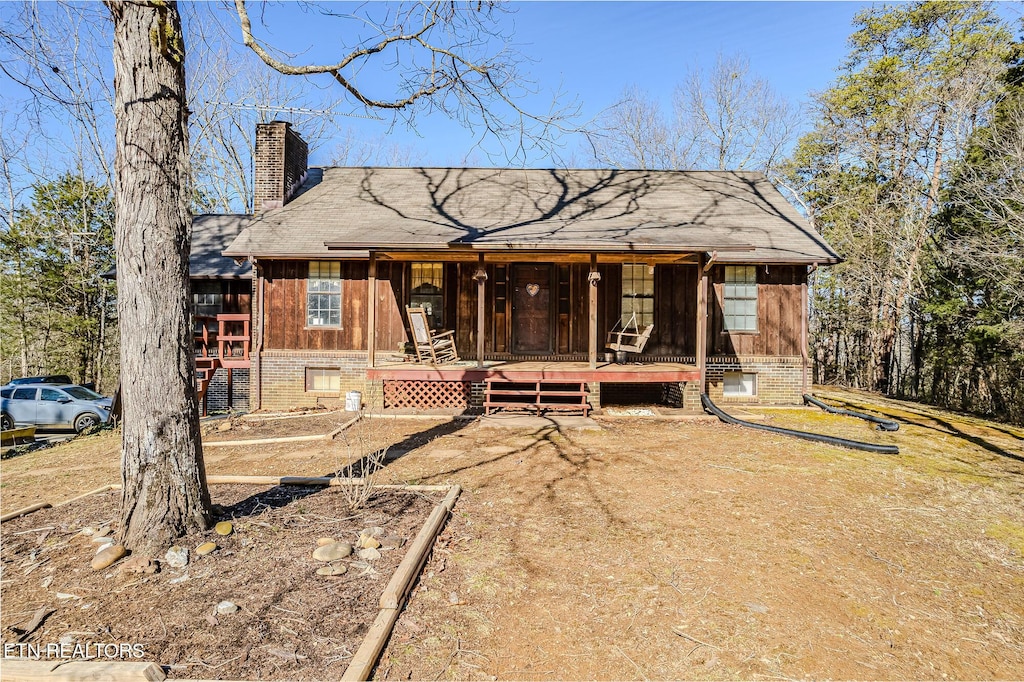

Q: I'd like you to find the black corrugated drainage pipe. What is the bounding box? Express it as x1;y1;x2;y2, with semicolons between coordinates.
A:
803;394;900;432
701;394;899;455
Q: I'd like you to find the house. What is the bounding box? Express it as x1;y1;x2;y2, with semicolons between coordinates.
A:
217;121;840;413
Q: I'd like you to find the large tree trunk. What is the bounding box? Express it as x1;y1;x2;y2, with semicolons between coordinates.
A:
109;0;210;554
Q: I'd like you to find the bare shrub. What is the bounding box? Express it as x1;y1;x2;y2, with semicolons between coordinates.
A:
333;385;398;511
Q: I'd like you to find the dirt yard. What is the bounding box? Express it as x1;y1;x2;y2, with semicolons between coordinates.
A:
2;390;1023;680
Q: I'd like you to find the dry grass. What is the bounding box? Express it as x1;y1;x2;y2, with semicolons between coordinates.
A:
2;388;1022;680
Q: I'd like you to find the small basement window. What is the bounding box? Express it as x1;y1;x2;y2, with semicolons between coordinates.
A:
723;371;757;397
305;368;341;393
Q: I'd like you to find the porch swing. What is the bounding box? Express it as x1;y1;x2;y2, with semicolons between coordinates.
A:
606;311;654;356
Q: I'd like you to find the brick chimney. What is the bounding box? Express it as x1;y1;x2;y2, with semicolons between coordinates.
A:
253;121;308;214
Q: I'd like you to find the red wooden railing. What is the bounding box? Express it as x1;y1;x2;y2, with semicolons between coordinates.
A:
194;313;251;415
193;314;251;368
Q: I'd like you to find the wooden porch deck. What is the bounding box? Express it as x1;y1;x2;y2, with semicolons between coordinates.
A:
367;360;700;383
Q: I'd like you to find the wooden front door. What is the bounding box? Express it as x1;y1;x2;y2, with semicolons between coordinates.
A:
512;264;553;353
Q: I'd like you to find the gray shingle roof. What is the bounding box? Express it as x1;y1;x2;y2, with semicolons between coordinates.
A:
191;214;252;278
223;168;839;264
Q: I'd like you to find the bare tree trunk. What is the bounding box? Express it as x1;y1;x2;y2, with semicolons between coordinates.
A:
109;0;210;554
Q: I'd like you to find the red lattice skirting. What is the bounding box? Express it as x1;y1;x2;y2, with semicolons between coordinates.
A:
384;380;472;410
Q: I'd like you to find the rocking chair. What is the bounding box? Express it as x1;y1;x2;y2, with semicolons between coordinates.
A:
606;312;654;355
406;307;459;365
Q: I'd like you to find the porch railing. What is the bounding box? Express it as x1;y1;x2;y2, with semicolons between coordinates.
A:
193;313;251;369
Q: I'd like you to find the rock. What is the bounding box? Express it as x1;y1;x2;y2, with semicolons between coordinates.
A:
448;591;462;605
316;563;348;577
380;535;405;550
316;537;336;547
360;526;386;538
79;527;96;537
217;420;232;432
59;634;75;646
91;544;127;571
214;521;233;536
165;546;188;569
56;592;79;600
195;542;217;556
90;536;114;545
312;542;352;562
169;573;190;585
357;547;381;561
95;525;111;537
215;600;238;615
357;534;381;550
119;555;158;574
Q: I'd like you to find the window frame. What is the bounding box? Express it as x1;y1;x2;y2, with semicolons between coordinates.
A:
722;265;758;333
305;367;341;393
409;262;445;331
621;263;655;328
12;388;37;401
306;261;343;329
723;371;757;397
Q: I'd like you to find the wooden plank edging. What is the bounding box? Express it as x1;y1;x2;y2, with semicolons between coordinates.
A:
0;502;52;524
1;479;451;524
204;413;362;448
342;484;463;681
379;484;462;610
54;484;121;507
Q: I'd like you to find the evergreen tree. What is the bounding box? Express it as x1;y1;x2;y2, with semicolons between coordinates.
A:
0;172;116;387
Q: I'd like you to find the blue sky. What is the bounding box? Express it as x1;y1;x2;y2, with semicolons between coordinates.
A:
3;1;1021;189
253;1;874;166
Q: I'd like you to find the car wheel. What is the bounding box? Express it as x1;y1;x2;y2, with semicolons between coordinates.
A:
74;413;100;433
1;412;12;431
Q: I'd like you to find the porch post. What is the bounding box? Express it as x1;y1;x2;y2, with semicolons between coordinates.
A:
696;253;709;394
588;253;599;369
475;255;486;369
367;252;376;369
801;271;810;394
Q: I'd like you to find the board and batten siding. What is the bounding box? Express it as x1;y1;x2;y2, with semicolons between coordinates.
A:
258;259;806;359
261;260;406;351
709;264;806;357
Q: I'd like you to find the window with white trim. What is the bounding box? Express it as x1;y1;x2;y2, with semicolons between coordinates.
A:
305;368;341;393
723;371;757;397
621;264;654;327
723;265;757;332
307;261;342;327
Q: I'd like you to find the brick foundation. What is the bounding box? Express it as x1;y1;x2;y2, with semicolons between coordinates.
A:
204;367;249;413
705;355;803;405
252;352;805;412
258;350;373;411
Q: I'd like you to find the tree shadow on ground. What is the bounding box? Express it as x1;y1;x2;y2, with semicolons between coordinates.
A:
322;418;473;479
830;396;1024;466
215;484;325;520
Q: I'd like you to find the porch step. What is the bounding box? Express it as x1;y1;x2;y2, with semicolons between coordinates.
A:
484;380;590;416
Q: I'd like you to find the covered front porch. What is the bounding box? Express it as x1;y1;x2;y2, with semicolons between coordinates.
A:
360;249;719;382
350;248;720;414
